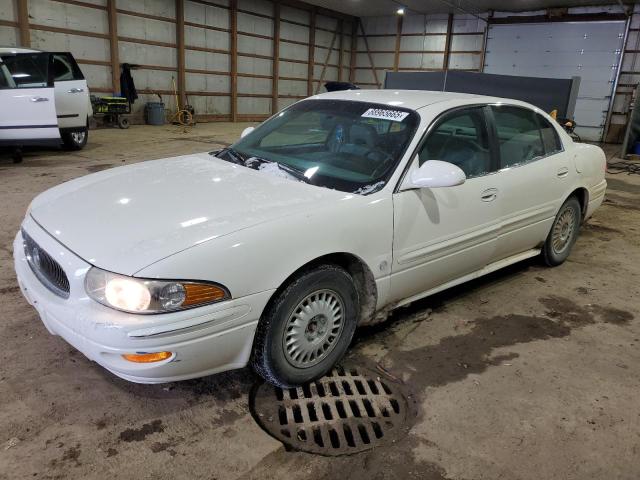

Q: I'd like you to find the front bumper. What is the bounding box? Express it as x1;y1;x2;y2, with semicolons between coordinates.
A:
14;216;273;383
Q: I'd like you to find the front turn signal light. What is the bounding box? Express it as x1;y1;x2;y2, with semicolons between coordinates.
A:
122;351;173;363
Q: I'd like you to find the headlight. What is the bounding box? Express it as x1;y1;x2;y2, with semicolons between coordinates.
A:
85;267;229;314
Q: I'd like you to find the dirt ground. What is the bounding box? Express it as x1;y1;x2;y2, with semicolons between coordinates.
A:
0;125;638;480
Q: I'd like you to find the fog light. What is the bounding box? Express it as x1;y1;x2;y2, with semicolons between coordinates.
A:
122;351;173;363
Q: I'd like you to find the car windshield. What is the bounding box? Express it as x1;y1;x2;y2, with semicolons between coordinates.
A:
220;99;419;194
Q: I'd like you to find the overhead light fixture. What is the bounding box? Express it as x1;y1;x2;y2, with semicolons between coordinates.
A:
396;7;405;15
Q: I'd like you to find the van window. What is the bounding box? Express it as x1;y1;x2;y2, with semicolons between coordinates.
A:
492;106;545;168
0;63;16;88
1;53;49;88
51;53;84;82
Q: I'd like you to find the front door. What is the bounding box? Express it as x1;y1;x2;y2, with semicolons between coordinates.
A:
390;106;502;303
0;54;59;145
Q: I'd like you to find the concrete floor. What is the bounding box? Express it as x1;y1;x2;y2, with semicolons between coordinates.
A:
0;124;638;480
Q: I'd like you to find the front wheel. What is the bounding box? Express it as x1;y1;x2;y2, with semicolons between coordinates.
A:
62;127;88;150
542;196;581;266
252;265;359;387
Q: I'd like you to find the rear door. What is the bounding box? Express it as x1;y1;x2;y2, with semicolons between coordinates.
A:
0;53;60;145
490;105;572;260
50;53;89;129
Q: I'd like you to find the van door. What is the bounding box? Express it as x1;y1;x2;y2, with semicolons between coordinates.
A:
50;53;89;129
0;54;60;145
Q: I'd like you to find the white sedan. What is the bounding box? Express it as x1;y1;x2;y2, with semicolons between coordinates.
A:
13;90;606;387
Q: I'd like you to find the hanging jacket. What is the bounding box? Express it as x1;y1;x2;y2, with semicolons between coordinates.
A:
120;63;138;104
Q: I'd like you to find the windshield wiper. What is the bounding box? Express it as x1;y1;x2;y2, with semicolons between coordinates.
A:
248;156;312;184
210;147;245;165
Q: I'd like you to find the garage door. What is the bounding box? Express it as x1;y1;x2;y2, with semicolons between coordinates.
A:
484;21;626;141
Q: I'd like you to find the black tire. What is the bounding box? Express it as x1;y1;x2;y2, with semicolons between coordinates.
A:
542;196;582;266
62;127;88;150
118;116;130;129
252;265;359;387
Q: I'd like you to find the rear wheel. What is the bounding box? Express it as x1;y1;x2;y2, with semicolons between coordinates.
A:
542;196;581;266
252;265;359;387
62;127;88;150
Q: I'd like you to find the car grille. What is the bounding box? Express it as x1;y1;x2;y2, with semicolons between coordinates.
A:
22;230;70;299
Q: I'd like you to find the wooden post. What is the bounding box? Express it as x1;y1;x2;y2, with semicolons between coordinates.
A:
16;0;30;47
176;0;186;107
307;9;316;96
107;0;119;94
337;19;344;82
315;28;339;93
359;19;380;87
443;13;453;70
393;14;403;72
230;0;238;121
272;1;280;114
349;20;357;83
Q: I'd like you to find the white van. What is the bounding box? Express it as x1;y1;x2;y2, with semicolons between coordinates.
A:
0;47;92;151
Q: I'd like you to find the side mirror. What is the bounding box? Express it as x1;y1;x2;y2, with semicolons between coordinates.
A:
402;160;466;190
240;126;255;139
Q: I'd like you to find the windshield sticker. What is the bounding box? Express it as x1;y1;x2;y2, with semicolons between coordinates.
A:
361;108;409;122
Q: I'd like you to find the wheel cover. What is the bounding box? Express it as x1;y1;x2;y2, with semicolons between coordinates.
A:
552;205;576;254
282;289;345;368
71;131;86;144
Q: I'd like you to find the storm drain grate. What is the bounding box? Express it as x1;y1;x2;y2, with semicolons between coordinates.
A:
250;366;409;455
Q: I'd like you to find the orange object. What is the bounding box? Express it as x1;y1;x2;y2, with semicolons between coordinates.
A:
122;351;173;363
183;283;226;306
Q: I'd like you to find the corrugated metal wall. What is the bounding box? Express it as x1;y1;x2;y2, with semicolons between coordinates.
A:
354;13;487;89
0;0;355;122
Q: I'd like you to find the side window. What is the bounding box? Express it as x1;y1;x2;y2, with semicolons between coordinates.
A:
419;107;492;178
51;53;84;82
0;63;16;88
1;54;49;88
536;113;563;155
492;106;545;168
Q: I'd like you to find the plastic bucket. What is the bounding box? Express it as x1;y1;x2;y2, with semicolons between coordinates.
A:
145;102;165;125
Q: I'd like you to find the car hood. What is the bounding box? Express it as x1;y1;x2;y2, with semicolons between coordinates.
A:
29;153;347;275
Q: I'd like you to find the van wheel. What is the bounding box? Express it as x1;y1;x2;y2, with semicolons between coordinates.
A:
62;127;88;150
542;196;581;266
252;265;359;387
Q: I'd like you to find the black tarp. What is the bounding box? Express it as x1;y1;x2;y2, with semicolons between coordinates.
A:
384;71;577;118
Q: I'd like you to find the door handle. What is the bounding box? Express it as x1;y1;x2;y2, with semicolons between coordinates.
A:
481;188;498;202
30;97;49;102
68;88;84;93
557;167;569;178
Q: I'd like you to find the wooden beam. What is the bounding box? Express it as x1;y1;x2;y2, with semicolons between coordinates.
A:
358;19;380;87
272;1;280;114
337;19;344;82
176;0;186;107
393;14;403;72
349;21;357;83
315;26;339;94
16;0;30;47
230;0;238;122
107;0;119;94
479;10;492;72
443;13;453;70
307;8;316;96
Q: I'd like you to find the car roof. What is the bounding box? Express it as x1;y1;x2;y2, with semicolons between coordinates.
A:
0;47;41;54
309;89;516;111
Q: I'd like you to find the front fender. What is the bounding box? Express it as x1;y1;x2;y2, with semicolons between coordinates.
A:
136;192;394;308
